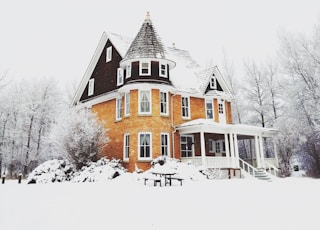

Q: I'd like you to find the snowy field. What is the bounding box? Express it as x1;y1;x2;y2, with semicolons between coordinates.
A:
0;176;319;230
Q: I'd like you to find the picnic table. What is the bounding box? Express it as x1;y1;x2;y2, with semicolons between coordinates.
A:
145;168;183;186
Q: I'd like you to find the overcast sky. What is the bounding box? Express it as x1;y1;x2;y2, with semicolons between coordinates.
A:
1;0;320;89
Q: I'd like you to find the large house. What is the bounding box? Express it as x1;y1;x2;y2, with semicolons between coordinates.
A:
72;13;279;178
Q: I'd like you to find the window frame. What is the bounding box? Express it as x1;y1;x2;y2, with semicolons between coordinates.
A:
180;135;194;157
124;92;130;116
116;97;122;121
117;68;124;86
88;78;95;96
160;133;170;156
139;61;151;76
181;96;190;119
160;91;168;116
138;132;152;160
126;63;131;78
106;46;112;62
123;133;130;161
210;75;217;89
159;62;168;78
205;99;214;119
138;90;152;115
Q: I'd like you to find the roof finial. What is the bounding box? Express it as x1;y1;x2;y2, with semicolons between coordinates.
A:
146;11;150;20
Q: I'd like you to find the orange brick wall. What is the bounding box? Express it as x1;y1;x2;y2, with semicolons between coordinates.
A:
92;88;233;172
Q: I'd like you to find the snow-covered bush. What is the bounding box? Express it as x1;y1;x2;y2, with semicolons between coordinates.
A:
71;158;127;182
27;159;75;184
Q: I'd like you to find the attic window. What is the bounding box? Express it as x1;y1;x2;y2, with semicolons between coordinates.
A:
88;78;95;96
140;61;151;76
106;46;112;62
210;74;217;89
159;63;167;77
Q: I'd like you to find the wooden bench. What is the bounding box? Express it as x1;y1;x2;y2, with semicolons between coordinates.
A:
143;177;162;186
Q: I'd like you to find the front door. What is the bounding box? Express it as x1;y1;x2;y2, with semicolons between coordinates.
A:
218;99;226;124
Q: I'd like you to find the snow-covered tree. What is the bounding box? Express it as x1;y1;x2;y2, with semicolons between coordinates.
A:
51;108;109;170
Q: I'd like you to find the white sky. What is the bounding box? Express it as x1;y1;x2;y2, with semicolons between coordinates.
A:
1;0;320;88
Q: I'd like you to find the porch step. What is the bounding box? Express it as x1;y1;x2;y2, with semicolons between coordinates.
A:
255;169;272;182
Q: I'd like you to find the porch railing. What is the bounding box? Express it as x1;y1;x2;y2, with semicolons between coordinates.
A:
264;160;279;177
180;157;237;168
239;158;258;177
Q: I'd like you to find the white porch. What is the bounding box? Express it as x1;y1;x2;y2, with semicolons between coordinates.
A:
176;119;280;178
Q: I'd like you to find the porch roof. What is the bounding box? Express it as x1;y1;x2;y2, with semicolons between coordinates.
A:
176;119;278;137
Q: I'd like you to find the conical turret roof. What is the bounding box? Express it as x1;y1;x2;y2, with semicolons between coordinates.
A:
123;12;166;60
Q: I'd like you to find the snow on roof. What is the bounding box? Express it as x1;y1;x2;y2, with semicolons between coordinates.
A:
106;32;132;57
122;16;166;60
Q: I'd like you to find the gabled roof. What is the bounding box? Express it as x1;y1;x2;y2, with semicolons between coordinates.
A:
195;66;233;96
123;13;165;60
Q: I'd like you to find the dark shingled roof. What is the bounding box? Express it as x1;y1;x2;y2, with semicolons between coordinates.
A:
123;13;166;60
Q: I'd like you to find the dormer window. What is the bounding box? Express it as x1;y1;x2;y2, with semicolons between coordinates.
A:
117;68;124;86
210;74;217;89
159;63;167;77
140;61;151;76
106;46;112;62
126;63;131;78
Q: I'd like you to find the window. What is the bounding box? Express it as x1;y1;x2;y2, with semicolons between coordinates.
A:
209;139;225;153
210;74;217;89
106;46;112;62
88;78;94;96
160;91;168;115
139;90;151;114
205;99;213;119
180;135;193;157
181;96;190;118
159;63;167;77
161;133;169;156
123;133;130;160
124;92;130;116
140;61;150;75
117;68;124;86
126;63;131;78
218;102;224;114
139;132;152;159
116;97;122;120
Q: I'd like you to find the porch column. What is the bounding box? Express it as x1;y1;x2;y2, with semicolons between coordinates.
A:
200;131;206;168
259;135;265;168
224;133;230;158
254;135;261;168
234;133;240;167
229;133;235;168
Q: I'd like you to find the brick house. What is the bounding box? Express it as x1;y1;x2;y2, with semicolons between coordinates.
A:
72;13;279;177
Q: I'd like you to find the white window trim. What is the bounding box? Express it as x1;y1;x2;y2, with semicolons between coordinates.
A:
117;68;124;86
205;99;214;119
209;139;225;153
160;133;170;156
116;97;122;121
180;135;194;157
138;90;152;115
88;78;95;96
123;133;130;161
139;61;151;76
126;63;131;78
181;96;191;119
210;75;217;89
124;92;130;116
160;91;169;116
159;62;168;78
138;132;152;160
106;46;112;62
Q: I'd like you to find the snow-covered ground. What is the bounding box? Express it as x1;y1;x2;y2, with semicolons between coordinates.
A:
0;176;319;230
